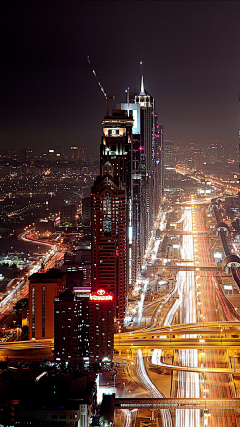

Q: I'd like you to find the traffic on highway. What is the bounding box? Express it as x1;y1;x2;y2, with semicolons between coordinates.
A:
116;176;240;426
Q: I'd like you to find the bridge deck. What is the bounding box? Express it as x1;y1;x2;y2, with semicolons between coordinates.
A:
115;397;240;410
154;265;222;271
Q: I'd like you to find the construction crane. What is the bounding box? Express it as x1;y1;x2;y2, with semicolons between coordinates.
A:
87;56;115;116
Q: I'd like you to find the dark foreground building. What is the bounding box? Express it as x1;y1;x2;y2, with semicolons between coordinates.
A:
0;369;97;427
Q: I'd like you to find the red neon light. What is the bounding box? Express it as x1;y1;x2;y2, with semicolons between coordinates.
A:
89;288;113;302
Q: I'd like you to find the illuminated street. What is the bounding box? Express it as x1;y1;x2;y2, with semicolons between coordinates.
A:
117;194;240;426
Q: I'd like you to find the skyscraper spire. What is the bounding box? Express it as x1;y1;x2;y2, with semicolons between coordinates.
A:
139;75;145;95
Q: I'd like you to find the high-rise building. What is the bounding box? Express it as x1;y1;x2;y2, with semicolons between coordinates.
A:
91;75;163;323
91;110;133;324
29;270;66;340
54;288;90;362
89;288;114;364
54;287;114;365
117;101;142;286
119;76;163;285
134;76;155;247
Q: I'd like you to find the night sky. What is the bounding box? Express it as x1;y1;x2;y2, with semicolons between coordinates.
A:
2;1;240;154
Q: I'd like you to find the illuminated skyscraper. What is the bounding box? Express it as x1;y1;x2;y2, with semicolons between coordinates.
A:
91;110;133;324
119;76;163;285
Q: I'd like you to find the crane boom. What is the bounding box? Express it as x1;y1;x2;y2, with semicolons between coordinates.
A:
87;56;114;116
87;56;107;99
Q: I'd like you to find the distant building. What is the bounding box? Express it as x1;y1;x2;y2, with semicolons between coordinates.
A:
61;250;91;283
82;197;91;225
29;269;66;340
193;150;204;170
207;144;218;164
164;140;175;169
60;204;77;227
35;218;55;234
79;147;89;161
70;146;79;159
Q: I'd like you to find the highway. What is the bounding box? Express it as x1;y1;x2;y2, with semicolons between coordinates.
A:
192;203;237;426
0;230;68;327
118;196;240;426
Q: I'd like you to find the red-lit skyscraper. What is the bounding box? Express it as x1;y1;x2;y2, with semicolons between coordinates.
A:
91;110;133;324
89;288;114;364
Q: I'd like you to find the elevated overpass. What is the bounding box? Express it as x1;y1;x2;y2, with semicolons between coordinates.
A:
159;230;213;236
115;337;240;350
115;398;240;410
117;321;240;338
0;339;53;360
154;264;222;271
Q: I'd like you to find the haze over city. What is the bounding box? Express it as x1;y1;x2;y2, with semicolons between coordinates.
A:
2;0;240;153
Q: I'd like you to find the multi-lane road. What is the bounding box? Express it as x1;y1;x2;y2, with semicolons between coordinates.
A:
117;197;240;426
0;230;68;327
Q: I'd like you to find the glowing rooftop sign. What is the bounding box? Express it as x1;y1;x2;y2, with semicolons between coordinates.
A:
89;289;113;301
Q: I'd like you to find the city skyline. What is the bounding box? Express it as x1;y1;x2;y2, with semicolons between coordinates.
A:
2;1;240;153
1;2;240;426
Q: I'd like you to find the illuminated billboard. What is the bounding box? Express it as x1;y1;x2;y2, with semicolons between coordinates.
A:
89;288;114;302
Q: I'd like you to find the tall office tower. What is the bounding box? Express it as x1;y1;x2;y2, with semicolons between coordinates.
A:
119;76;162;285
29;270;66;340
134;76;155;247
117;102;142;286
91;110;133;324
